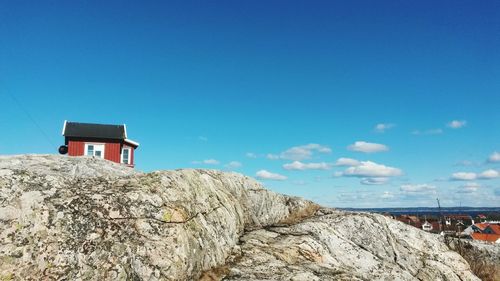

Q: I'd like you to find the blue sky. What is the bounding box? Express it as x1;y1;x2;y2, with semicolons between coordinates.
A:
1;1;499;208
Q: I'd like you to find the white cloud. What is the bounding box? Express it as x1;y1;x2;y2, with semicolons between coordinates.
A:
225;161;242;169
488;151;500;163
340;161;402;178
454;160;476;166
478;169;499;179
333;171;343;177
337;192;370;202
198;136;208;141
411;129;443;135
451;172;477;181
361;177;389;185
266;154;280;160
447;120;467;129
381;191;395;199
192;159;220;165
281;147;312;160
374;123;395;133
451;169;499;181
245;152;257;159
457;182;480;193
278;143;332;161
434;177;448;182
335;157;361;167
283;161;331;171
400;184;436;194
335;160;401;185
255;170;287;181
347;141;389;153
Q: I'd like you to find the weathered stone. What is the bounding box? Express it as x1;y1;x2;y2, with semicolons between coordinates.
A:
0;155;483;280
225;209;482;280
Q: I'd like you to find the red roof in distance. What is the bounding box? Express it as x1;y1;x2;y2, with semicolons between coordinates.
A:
486;224;500;235
471;233;500;243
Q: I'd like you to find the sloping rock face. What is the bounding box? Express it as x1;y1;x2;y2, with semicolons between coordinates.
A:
0;155;480;280
225;209;481;280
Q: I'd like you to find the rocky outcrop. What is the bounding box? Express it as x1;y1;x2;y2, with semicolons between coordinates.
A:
224;209;481;280
0;155;481;280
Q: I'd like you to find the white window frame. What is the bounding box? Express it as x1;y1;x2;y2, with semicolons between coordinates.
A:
84;143;105;159
121;146;132;165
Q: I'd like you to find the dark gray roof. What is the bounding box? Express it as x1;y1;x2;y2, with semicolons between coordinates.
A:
63;121;126;139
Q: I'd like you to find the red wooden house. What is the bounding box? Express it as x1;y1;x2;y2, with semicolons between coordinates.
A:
60;121;139;167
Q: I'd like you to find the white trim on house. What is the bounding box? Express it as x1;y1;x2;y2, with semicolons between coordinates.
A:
124;138;140;147
62;120;67;135
120;146;134;165
422;221;433;231
121;146;132;165
84;143;105;159
123;124;128;139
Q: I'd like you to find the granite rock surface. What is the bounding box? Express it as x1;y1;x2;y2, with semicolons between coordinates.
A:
0;155;480;280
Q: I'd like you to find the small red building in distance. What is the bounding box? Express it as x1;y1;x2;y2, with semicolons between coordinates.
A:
61;121;139;167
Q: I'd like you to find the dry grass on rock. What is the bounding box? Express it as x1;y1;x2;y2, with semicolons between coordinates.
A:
445;237;499;281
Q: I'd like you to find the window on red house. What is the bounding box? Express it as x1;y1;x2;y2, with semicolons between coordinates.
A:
122;148;130;164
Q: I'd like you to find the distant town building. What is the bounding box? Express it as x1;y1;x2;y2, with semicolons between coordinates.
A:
484;224;500;235
422;221;433;232
60;121;139;167
388;211;499;241
463;223;489;235
396;215;421;228
470;233;500;244
463;222;500;244
477;214;487;222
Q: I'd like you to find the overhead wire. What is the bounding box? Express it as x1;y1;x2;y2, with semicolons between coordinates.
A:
5;90;57;149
